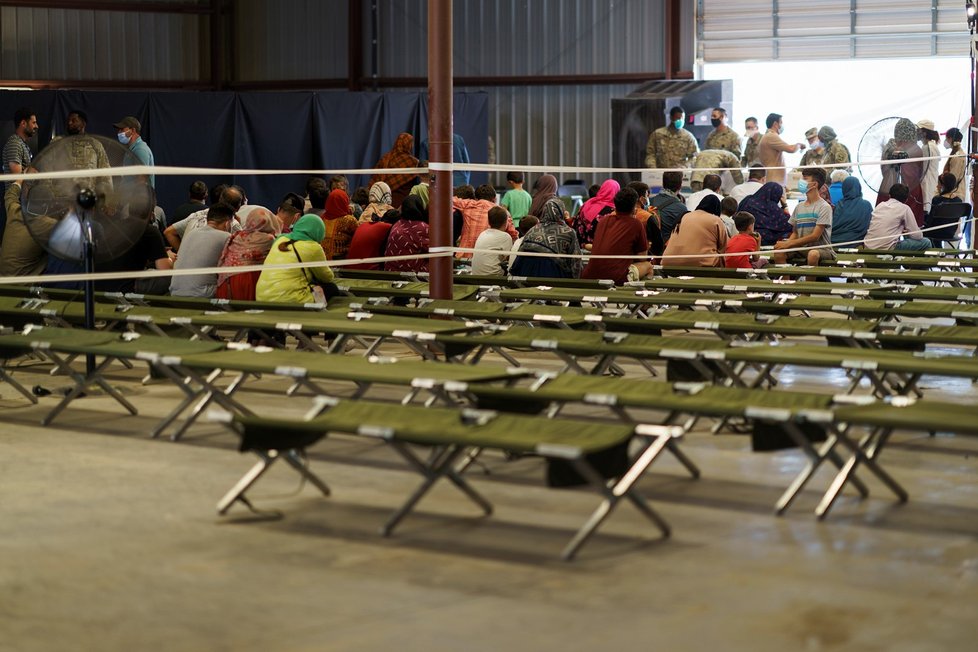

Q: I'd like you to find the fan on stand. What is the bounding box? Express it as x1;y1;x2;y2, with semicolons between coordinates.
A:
856;117;930;222
20;134;155;371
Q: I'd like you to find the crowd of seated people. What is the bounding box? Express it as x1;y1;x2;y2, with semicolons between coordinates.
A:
2;124;969;300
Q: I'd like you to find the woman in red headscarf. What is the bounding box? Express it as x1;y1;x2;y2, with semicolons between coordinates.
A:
321;189;359;260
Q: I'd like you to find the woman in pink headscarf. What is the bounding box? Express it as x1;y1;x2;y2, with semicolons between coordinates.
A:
215;207;280;301
573;179;620;247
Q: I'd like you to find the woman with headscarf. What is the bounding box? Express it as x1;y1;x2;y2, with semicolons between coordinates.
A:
511;197;583;279
661;203;729;268
256;214;336;304
694;194;722;216
527;174;559;218
321;189;359;260
738;182;792;246
409;180;430;208
573;179;620;247
830;177;873;245
371;132;420;207
358;182;393;225
215;207;279;301
384;195;431;273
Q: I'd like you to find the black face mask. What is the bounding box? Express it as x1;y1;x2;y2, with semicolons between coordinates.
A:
710;118;722;128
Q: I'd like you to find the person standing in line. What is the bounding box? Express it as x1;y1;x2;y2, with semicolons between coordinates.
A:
758;113;806;187
500;171;532;227
645;106;699;170
704;107;743;161
114;116;155;187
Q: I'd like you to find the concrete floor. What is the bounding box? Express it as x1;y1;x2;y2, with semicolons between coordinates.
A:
1;340;977;651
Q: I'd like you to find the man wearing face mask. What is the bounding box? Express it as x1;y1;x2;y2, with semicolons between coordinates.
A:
645;106;699;171
113;116;155;187
742;117;762;167
758;113;806;187
799;127;824;169
705;107;742;161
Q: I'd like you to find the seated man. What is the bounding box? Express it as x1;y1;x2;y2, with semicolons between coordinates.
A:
863;183;932;251
728;166;766;204
581;187;650;284
685;173;724;215
452;184;517;259
169;203;235;297
471;206;515;276
651;170;689;242
772;168;836;266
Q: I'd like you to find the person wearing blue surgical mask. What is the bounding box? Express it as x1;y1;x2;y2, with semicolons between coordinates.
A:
772;167;836;266
113;115;155;188
645;105;699;172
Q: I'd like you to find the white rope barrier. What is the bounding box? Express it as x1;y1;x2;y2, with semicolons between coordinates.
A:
0;156;973;287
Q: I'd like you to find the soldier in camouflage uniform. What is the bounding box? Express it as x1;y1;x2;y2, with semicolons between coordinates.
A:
645;106;699;169
690;149;744;191
704;107;742;161
742;116;762;167
799;127;825;169
818;125;851;173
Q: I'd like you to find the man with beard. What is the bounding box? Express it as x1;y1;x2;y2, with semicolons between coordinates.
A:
3;107;37;190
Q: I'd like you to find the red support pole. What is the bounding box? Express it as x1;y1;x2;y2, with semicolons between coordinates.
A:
427;0;453;300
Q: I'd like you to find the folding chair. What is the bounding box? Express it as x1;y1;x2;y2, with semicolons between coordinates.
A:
925;202;972;248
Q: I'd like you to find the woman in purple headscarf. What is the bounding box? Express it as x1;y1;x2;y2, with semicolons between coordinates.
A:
737;182;792;246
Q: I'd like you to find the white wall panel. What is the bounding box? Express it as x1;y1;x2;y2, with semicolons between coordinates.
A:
700;0;970;62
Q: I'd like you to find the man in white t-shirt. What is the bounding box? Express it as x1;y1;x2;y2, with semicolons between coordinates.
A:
685;174;724;213
728;167;766;204
471;206;516;276
164;185;244;251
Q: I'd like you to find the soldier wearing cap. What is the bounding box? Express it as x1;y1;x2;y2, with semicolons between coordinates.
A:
799;127;824;168
114;115;155;187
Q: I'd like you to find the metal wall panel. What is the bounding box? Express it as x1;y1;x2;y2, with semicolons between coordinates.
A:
390;81;633;187
374;0;666;78
701;0;970;62
0;6;201;81
234;0;348;82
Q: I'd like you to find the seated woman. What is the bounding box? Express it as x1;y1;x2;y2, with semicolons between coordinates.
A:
572;178;619;247
930;172;962;211
512;197;582;278
737;182;792;246
358;181;394;225
214;207;279;301
321;189;359;260
661;195;729;268
256;214;336;304
830;176;873;246
384;195;430;273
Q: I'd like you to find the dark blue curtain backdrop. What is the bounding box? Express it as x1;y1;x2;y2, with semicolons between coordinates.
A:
0;90;488;220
